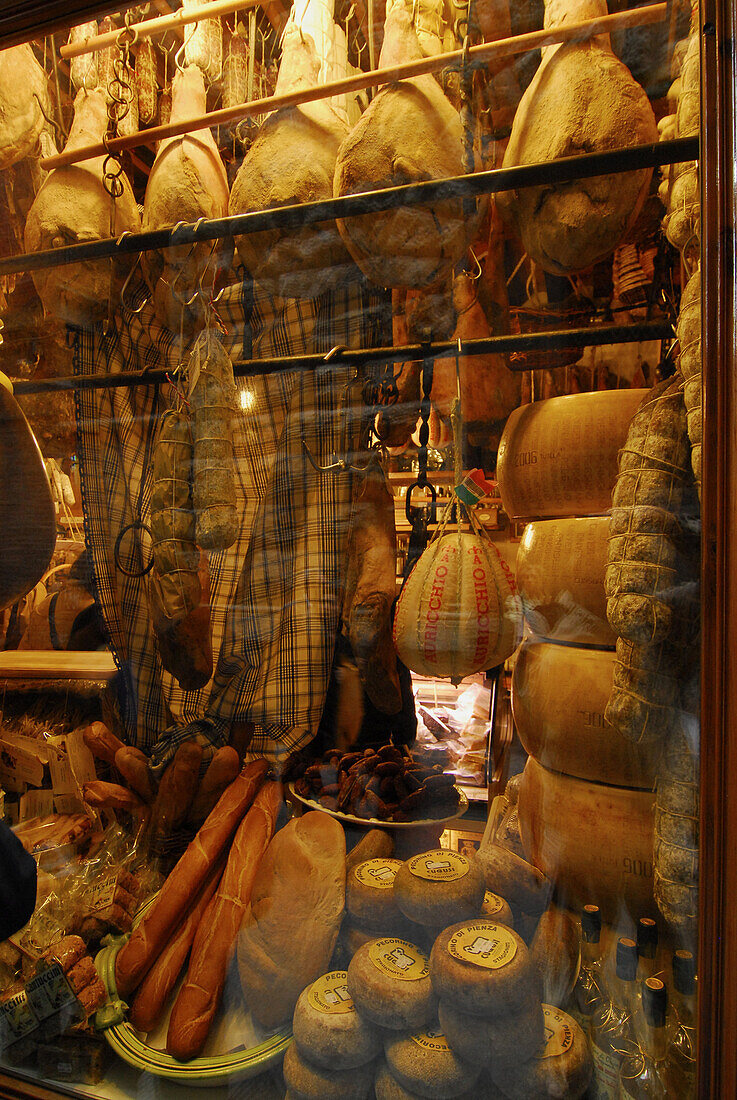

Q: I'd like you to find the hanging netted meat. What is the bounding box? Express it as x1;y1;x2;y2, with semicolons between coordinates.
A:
142;66;229;333
678;268;702;494
229;0;355;298
187;328;239;551
500;0;658;274
149;407;213;690
334;0;479;288
343;460;402;715
24;88;141;326
0;44;50;170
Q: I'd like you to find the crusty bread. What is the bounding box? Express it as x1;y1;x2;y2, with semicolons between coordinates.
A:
237;812;346;1029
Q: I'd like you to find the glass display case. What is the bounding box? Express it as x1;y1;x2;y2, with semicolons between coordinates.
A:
0;0;731;1094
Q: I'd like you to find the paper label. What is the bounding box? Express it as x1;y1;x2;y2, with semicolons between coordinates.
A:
19;789;54;821
87;876;119;916
0;739;45;791
47;739;83;815
307;972;355;1015
353;859;402;890
591;1042;621;1099
482;891;506;916
408;850;470;883
539;1005;575;1060
0;990;38;1043
412;1026;451;1053
368;939;429;982
25;964;77;1021
447;922;518;970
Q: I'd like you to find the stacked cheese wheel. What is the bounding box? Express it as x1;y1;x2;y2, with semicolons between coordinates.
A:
498;390;657;919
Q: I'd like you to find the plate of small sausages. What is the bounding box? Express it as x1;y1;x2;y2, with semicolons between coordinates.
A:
285;744;468;828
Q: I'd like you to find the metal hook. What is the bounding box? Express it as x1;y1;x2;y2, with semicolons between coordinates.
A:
120;254;150;314
468;248;483;280
33;93;65;147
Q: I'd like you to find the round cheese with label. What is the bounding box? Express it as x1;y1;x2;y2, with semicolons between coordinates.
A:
384;1026;480;1099
429;921;541;1017
438;988;544;1069
347;938;437;1031
348;859;405;929
490;1005;593;1099
293;971;383;1070
374;1062;504;1100
394;850;486;928
283;1039;375;1100
474;844;551;916
480;891;514;927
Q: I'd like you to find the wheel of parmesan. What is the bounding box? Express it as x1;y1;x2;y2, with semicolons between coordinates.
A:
497;390;647;520
517;757;656;920
511;639;659;788
515;516;614;645
393;530;522;679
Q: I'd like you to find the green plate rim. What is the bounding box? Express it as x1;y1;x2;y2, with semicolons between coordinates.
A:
94;895;291;1085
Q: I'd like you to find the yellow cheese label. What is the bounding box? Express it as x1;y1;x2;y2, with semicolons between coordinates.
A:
482;891;506;916
307;971;355;1015
412;1026;451;1053
408;849;470;883
539;1005;575;1060
353;859;403;890
368;939;429;982
447;922;518;970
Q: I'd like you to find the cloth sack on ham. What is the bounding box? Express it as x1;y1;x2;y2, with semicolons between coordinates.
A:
334;0;481;288
142;65;229;335
229;0;356;298
237;811;346;1029
0;44;49;169
500;0;658;275
24;88;141;326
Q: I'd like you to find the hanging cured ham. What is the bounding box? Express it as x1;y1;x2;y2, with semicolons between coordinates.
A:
0;44;50;170
500;0;658;275
229;0;355;298
24;88;140;327
334;0;479;288
142;66;229;333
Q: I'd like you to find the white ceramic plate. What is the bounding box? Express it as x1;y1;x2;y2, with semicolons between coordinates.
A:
288;782;468;829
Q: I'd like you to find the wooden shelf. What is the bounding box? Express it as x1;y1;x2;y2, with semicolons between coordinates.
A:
0;651;117;681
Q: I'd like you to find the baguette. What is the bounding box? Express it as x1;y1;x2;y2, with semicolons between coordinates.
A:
115;759;269;997
83;722;124;766
167;780;283;1060
187;746;241;825
129;856;225;1033
115;746;155;803
83;781;147;816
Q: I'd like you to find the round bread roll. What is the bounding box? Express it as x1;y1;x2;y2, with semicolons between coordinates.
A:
283;1040;375;1099
293;971;383;1070
430;921;541;1017
530;906;580;1007
375;1062;505;1100
480;891;514;927
394;850;485;927
438;990;544;1068
490;1005;592;1099
475;845;551;915
384;1028;480;1099
348;859;405;927
347;938;437;1031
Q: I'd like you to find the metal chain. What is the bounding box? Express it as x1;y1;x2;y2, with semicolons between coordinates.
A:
417;357;434;489
102;11;137;203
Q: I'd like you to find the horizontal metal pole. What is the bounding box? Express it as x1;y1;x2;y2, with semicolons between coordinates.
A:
10;321;672;395
0;138;698;279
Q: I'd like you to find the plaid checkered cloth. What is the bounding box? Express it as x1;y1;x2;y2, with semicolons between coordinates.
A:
73;277;388;768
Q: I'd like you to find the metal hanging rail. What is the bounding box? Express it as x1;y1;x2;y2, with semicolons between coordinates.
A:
0;137;699;278
41;2;668;172
59;0;263;59
9;321;674;395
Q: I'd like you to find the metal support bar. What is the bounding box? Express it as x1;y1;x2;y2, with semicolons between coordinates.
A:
0;138;698;279
10;321;673;395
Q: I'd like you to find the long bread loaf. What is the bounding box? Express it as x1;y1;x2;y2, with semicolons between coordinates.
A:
129;856;226;1033
166;780;283;1060
115;759;268;997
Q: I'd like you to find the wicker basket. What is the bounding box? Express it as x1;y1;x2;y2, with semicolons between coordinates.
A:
508;295;596;371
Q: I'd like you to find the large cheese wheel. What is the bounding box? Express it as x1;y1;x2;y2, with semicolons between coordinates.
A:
518;757;655;920
497;390;646;520
511;639;659;788
394;531;522;679
515;517;614;645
